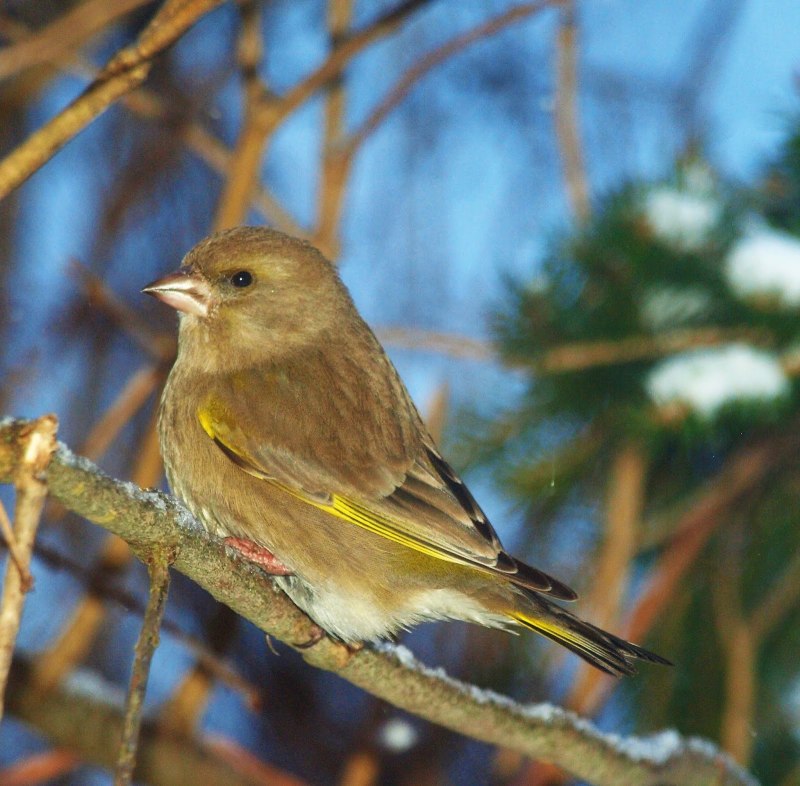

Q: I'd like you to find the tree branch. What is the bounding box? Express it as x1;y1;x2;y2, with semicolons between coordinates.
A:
1;536;261;708
115;554;172;785
565;441;646;714
6;657;282;786
0;0;225;200
0;418;756;786
211;0;273;231
0;415;58;720
553;3;590;222
343;0;565;157
0;0;153;82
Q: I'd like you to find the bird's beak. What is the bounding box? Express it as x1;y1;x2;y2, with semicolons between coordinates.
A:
142;268;212;317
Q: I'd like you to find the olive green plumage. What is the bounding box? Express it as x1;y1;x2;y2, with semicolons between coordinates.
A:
145;226;669;676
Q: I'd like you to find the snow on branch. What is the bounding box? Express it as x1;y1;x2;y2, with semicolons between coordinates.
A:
0;417;757;786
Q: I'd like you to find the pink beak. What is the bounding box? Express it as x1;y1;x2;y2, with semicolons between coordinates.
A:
142;268;211;317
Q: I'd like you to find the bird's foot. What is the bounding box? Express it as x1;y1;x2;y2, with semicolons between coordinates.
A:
292;623;327;649
224;537;293;575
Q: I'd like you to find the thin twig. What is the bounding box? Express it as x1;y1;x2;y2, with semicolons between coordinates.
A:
0;415;58;721
0;0;153;81
71;260;176;362
212;0;273;230
7;656;268;786
183;122;308;236
203;735;312;786
115;554;172;786
278;0;433;120
675;0;747;139
0;13;304;236
377;325;770;370
714;529;755;765
343;0;565;156
81;366;163;460
33;407;163;693
537;326;771;373
423;381;450;445
750;547;800;641
565;441;646;713
0;748;80;785
313;0;354;260
553;3;590;222
0;0;225;200
624;428;800;645
0;499;29;585
4;536;261;708
376;326;495;362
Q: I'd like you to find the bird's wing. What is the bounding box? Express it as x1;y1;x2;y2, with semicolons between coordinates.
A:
196;357;576;599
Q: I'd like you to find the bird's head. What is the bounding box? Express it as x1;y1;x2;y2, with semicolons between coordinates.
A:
143;227;352;371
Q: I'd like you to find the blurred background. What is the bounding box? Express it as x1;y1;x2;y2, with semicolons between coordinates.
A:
1;0;800;784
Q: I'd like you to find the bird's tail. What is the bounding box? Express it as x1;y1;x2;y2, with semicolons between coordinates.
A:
511;592;672;676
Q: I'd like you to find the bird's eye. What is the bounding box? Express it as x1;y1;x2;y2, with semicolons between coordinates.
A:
230;270;253;288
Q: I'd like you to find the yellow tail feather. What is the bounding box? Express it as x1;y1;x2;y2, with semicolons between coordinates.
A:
512;604;671;676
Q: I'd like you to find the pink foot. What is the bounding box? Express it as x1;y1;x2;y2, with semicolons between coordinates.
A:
224;537;293;575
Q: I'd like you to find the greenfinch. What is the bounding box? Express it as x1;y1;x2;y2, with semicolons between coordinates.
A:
144;227;669;675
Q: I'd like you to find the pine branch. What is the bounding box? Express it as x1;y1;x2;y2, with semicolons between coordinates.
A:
0;417;757;786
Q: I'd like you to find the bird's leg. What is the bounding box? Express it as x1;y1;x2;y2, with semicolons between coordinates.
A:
224;537;294;575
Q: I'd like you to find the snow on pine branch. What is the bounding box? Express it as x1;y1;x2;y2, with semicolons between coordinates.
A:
646;344;789;418
641;164;721;251
726;228;800;308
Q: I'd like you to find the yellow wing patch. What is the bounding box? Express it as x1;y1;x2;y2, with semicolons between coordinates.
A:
279;484;469;567
197;406;218;440
198;402;483;569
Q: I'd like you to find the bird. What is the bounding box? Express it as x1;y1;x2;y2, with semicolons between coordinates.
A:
143;226;670;676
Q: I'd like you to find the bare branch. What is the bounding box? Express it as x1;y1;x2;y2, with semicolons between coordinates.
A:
0;499;29;585
553;3;590;222
0;15;306;236
0;415;58;720
750;547;800;642
376;325;771;371
376;326;496;362
0;749;80;784
624;427;800;645
344;0;565;156
115;555;172;786
71;260;175;362
0;0;153;82
0;0;225;200
312;0;354;260
212;0;273;231
6;656;282;786
537;327;770;374
278;0;434;120
0;418;757;786
81;366;163;461
713;534;756;765
33;409;163;693
204;736;311;786
6;536;261;708
565;441;646;713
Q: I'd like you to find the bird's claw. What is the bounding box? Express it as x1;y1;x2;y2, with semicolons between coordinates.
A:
292;623;326;649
